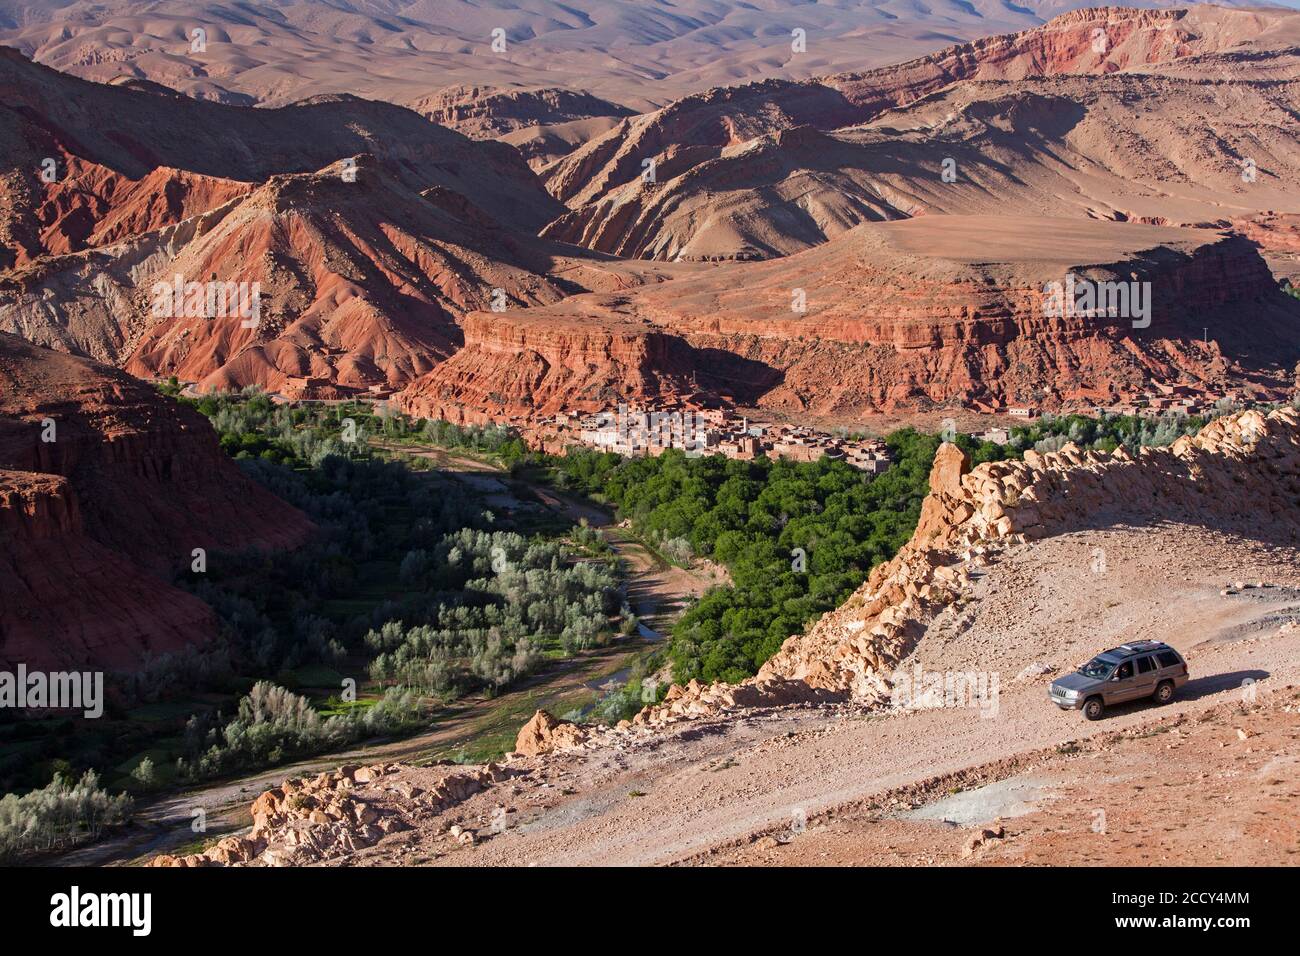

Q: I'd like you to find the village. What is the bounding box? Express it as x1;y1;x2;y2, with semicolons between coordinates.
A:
522;381;1247;473
530;404;894;473
237;374;1247;476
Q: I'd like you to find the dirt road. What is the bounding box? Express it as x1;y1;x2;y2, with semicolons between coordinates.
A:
310;523;1300;867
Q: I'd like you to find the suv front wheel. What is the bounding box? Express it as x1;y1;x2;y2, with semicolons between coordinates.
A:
1083;696;1104;721
1154;680;1175;705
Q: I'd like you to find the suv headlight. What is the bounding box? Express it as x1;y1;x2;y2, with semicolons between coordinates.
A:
1060;688;1078;698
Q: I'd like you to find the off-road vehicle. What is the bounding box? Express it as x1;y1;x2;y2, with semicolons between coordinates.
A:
1048;640;1189;720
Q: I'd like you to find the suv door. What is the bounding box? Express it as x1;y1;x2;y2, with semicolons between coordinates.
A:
1107;660;1136;702
1131;655;1158;699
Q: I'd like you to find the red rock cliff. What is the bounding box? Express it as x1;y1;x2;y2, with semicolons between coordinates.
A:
0;332;314;671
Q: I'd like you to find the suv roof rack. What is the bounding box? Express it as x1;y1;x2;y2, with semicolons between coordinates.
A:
1114;640;1167;656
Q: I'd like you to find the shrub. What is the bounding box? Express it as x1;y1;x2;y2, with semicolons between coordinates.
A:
0;770;132;863
130;757;156;789
180;682;424;781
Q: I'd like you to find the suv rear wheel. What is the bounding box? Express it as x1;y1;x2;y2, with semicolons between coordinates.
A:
1154;680;1175;705
1083;696;1104;721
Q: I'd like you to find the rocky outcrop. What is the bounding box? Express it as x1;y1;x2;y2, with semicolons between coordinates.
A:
514;709;592;756
784;407;1300;699
408;85;633;140
617;406;1300;724
148;760;517;867
0;333;313;671
5;155;253;267
394;310;710;423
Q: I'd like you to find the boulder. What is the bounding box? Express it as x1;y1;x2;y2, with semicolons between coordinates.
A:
514;709;589;756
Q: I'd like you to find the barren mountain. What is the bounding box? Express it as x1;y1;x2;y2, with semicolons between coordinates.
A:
6;7;1299;413
0;332;313;671
543;6;1300;261
2;1;1258;111
0;44;560;269
400;216;1300;420
3;155;689;397
0;46;694;397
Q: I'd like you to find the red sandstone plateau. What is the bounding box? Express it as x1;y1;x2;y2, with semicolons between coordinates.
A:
0;332;312;671
399;216;1300;421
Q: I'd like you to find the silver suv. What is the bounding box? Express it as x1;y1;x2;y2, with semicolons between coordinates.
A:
1049;641;1188;720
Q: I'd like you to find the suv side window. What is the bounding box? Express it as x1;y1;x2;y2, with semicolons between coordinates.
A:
1156;651;1181;668
1115;661;1134;680
1136;656;1156;674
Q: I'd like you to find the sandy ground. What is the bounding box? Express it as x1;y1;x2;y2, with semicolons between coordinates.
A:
306;522;1300;867
711;692;1300;866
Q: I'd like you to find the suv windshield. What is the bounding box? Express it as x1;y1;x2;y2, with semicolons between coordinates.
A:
1080;656;1115;680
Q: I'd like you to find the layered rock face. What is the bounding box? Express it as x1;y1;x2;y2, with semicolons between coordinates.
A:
824;5;1215;112
394;310;708;423
0;333;313;671
3;156;253;268
407;85;633;140
652;217;1299;412
412;216;1300;419
408;85;637;168
114;161;586;397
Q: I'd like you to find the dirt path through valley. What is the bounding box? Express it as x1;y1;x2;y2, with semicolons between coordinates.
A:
58;443;717;867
